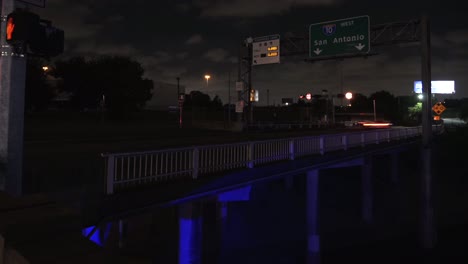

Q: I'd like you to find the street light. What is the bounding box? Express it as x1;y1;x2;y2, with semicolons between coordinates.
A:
345;92;353;107
418;94;424;100
42;66;49;72
204;74;211;86
345;92;353;100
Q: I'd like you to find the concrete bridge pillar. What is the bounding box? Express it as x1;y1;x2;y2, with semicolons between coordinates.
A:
306;169;320;264
362;156;373;224
178;202;203;264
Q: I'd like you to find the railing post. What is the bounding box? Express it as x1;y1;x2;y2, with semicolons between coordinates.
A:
361;133;365;148
289;139;295;160
247;142;254;168
375;131;379;144
319;136;325;155
342;135;348;151
106;155;115;195
387;130;391;142
192;148;199;179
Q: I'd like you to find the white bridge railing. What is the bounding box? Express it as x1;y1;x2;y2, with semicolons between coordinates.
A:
102;126;435;194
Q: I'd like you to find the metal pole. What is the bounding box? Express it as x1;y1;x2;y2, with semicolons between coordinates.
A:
177;77;181;128
0;0;26;196
180;103;183;129
373;99;376;121
331;96;335;125
247;41;253;126
228;71;231;127
237;41;243;125
340;60;344;107
176;76;180;104
420;15;435;249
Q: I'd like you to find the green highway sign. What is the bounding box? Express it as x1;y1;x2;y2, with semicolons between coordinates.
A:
309;16;370;58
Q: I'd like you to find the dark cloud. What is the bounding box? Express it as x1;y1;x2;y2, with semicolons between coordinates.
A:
186;34;204;45
194;0;339;17
29;0;468;103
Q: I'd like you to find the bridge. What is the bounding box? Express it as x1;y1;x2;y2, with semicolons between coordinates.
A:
102;126;431;195
73;125;442;263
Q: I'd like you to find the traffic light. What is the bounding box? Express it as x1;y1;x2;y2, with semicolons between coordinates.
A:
6;11;40;44
6;10;64;57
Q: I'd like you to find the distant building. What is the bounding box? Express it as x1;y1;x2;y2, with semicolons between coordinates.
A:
145;82;186;111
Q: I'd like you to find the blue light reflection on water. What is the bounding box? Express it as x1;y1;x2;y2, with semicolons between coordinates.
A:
82;223;112;247
179;217;203;264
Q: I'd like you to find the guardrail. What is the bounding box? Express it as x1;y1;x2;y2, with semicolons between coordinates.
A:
102;126;438;195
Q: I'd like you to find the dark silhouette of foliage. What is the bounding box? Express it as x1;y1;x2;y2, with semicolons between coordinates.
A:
25;58;54;111
349;93;371;113
183;91;212;109
369;90;398;121
211;95;223;110
53;55;153;117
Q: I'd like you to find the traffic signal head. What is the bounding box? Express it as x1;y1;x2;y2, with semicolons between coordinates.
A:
6;11;40;44
6;10;64;57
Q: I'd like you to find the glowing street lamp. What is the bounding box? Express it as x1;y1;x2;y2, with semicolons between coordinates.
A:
345;92;353;100
42;66;49;72
204;74;211;86
418;94;424;100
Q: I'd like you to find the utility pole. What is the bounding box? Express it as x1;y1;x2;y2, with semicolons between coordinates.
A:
420;15;435;249
0;0;27;196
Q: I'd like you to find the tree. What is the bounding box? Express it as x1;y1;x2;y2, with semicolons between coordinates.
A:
408;102;422;122
460;99;468;121
211;95;223;110
369;90;398;121
183;91;212;109
349;93;371;113
53;55;153;117
25;58;54;111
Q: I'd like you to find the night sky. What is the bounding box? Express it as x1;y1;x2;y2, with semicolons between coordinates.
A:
32;0;468;105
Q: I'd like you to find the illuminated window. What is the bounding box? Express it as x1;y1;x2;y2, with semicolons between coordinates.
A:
267;46;278;51
267;52;278;57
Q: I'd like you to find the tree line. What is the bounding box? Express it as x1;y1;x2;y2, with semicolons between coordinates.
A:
25;56;153;118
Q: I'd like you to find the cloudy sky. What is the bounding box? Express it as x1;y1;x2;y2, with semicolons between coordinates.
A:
29;0;468;105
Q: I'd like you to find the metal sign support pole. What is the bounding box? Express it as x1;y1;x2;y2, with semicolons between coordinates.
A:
420;15;435;249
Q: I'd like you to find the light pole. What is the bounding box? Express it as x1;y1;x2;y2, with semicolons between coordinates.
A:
228;71;231;127
204;74;211;86
177;77;180;96
373;99;377;121
176;77;182;128
345;92;353;107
